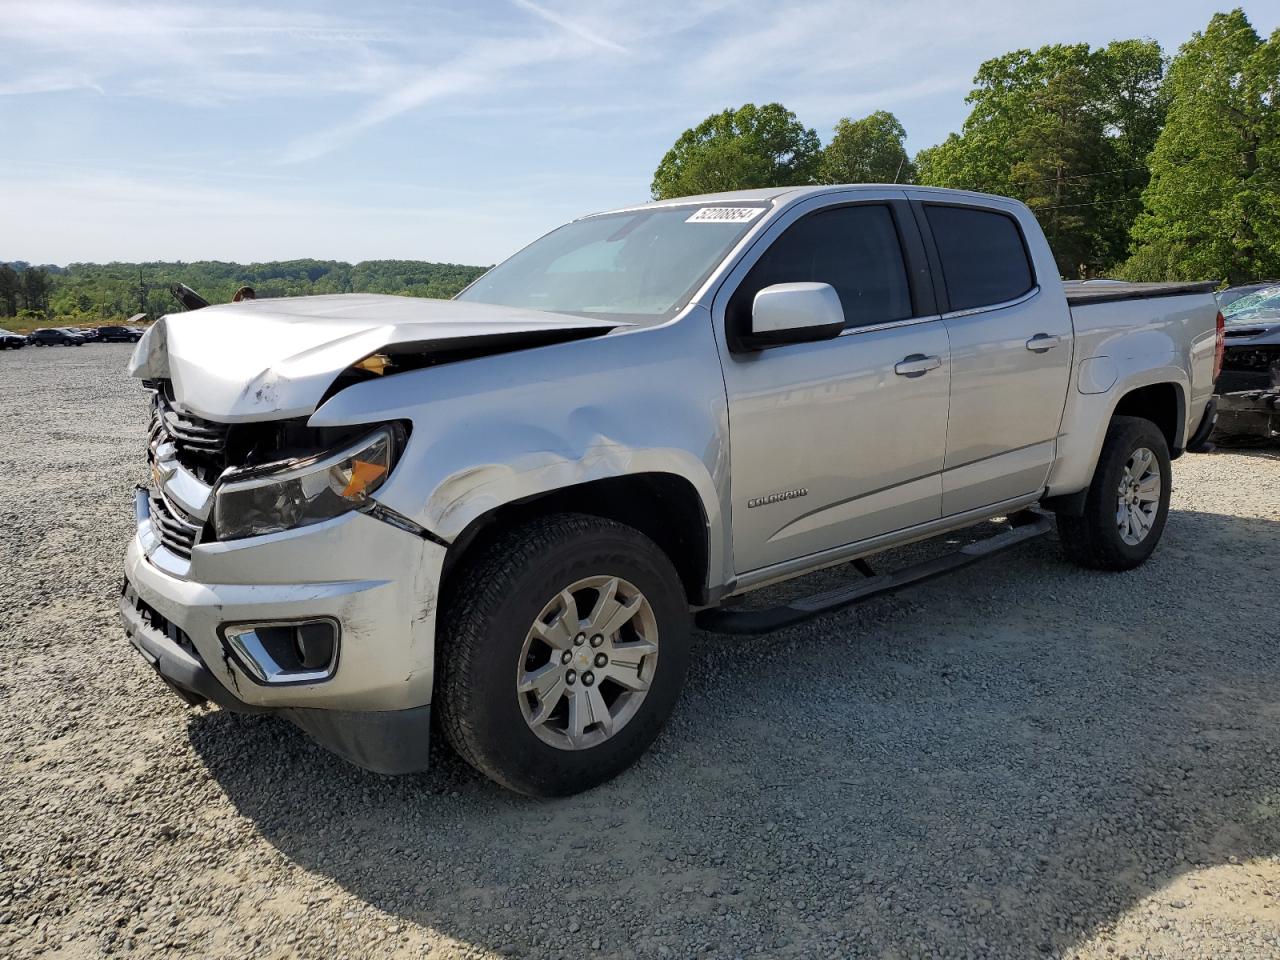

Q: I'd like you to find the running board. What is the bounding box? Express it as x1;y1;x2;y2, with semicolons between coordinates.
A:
696;513;1053;635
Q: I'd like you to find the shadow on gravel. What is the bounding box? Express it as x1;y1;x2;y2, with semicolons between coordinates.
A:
190;507;1280;959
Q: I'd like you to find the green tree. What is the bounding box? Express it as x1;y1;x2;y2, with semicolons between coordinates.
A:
818;111;914;185
1123;9;1280;283
0;265;19;317
915;40;1166;277
20;267;51;314
651;103;821;200
1088;39;1169;271
913;135;965;191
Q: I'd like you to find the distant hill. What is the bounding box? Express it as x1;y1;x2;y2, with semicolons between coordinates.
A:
0;259;490;330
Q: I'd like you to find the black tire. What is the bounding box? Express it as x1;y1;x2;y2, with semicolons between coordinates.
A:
436;513;691;796
1056;415;1172;571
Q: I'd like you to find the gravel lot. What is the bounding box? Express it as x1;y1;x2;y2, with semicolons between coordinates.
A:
3;343;1279;960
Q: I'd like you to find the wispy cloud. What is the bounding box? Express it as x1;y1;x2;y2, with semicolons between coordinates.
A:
510;0;628;54
278;0;634;164
276;37;570;164
0;0;405;104
0;71;104;97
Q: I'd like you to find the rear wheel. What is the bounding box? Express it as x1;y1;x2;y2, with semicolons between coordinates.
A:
436;513;691;796
1056;415;1171;570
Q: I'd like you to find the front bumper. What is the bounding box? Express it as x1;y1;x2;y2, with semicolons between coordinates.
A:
121;497;447;773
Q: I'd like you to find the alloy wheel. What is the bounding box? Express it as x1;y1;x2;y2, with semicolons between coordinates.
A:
1115;446;1161;546
517;575;659;750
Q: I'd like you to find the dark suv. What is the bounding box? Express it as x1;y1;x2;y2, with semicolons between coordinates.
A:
0;328;26;349
29;328;87;346
96;325;143;343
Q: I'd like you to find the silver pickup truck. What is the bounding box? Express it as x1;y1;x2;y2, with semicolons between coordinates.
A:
121;185;1222;795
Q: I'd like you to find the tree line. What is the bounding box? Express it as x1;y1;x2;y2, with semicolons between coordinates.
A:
0;259;487;329
651;8;1280;283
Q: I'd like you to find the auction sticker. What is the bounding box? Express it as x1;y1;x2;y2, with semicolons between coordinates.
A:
685;206;766;224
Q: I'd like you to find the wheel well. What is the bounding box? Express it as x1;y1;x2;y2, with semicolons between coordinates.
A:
440;473;711;606
1112;383;1184;455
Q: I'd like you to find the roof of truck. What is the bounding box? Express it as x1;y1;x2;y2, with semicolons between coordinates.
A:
585;184;1026;219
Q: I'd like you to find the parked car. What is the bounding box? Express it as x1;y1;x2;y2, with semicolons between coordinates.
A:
0;328;26;349
1217;281;1280;311
28;327;87;346
96;325;143;343
121;185;1221;796
1214;283;1280;439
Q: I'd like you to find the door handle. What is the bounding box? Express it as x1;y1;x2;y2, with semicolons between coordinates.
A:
894;354;942;377
1026;333;1062;352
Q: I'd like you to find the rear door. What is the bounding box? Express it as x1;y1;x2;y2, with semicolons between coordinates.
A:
713;190;951;574
911;198;1073;516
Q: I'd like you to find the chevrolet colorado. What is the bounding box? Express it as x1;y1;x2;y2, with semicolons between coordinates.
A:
121;185;1222;795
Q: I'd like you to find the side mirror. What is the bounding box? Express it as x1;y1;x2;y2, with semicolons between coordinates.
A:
746;282;845;349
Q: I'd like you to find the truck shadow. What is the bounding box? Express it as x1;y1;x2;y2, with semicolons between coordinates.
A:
188;506;1280;958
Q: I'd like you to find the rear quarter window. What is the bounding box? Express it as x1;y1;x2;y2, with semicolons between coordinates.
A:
925;205;1035;312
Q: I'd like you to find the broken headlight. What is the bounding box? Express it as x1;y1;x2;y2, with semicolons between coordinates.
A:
213;426;399;540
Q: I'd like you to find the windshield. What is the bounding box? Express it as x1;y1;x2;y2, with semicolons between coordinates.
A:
456;204;768;321
1223;286;1280;323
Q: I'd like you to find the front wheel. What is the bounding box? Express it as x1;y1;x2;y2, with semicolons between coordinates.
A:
1056;415;1172;571
436;513;691;796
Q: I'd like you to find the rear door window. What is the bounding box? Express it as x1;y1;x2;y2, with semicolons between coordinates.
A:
924;205;1035;311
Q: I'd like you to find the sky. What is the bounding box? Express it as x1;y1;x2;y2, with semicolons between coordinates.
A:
1;0;1275;267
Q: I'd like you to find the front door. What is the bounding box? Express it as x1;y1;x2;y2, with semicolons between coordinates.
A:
714;193;952;574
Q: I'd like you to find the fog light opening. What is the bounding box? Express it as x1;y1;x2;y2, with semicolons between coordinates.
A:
219;618;340;685
294;621;336;671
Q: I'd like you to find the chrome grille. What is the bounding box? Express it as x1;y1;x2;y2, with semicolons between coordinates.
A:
148;489;201;558
150;395;230;459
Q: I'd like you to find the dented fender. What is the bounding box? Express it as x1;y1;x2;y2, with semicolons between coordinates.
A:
309;307;734;589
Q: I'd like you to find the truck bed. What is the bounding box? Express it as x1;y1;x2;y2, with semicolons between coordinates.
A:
1063;280;1217;306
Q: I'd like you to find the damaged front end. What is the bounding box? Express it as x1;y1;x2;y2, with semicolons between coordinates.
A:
128;292;624;422
1214;326;1280;442
142;384;416;560
1215;384;1280;442
130;292;626;556
124;377;448;776
121;292;632;772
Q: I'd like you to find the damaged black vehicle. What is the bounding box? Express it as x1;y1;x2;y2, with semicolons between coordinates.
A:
1215;284;1280;442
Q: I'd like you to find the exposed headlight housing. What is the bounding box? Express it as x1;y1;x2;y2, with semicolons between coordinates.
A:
213;425;399;540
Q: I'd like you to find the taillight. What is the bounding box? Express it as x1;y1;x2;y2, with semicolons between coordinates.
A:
1213;310;1225;382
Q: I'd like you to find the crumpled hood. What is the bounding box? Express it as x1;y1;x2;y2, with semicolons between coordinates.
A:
129;293;623;422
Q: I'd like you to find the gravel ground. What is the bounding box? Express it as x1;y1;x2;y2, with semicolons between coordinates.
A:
3;343;1279;960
